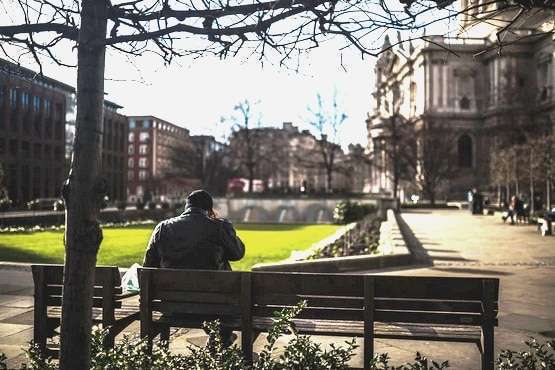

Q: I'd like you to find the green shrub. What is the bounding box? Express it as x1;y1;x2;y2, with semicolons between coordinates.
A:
497;338;555;369
333;201;375;224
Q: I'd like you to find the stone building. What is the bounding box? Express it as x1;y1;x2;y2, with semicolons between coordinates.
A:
127;115;199;202
228;122;362;193
0;59;71;206
367;1;554;202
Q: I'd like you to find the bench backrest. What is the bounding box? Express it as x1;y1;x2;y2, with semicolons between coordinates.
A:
31;264;124;312
251;272;499;326
139;268;244;317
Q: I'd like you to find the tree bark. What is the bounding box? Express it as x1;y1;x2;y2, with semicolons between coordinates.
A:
59;1;107;369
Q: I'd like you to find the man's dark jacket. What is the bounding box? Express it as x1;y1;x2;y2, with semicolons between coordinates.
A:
143;207;245;270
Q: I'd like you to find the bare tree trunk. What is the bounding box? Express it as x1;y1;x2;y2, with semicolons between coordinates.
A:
326;167;333;193
248;165;254;193
60;1;107;368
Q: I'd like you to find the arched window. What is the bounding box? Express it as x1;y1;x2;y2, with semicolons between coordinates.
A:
459;95;470;110
458;134;473;168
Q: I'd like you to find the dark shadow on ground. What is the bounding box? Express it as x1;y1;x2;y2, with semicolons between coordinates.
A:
400;210;433;214
425;248;457;253
430;256;478;263
395;214;432;265
0;244;60;264
430;267;513;276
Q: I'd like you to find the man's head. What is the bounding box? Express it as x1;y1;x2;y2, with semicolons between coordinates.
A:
186;189;213;211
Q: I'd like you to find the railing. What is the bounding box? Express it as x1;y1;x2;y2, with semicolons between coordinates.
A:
424;36;487;48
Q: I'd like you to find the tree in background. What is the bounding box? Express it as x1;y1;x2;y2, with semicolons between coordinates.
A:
305;92;347;192
225;100;263;193
412;123;458;206
2;0;550;367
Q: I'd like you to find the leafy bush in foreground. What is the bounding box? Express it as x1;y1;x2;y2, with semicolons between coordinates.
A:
36;301;555;369
496;337;555;369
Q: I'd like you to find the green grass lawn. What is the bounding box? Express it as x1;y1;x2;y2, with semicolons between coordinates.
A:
0;223;340;271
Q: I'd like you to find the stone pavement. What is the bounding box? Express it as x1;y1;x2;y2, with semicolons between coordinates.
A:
0;209;554;368
356;209;555;369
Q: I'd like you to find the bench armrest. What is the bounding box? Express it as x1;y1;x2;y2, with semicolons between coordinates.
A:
116;291;139;300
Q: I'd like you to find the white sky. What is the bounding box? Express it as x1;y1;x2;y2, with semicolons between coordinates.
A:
1;1;460;149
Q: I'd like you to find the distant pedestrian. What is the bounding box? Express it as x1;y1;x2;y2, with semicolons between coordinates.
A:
503;195;519;225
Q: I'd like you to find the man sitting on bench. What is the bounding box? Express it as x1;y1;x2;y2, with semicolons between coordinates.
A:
143;189;245;346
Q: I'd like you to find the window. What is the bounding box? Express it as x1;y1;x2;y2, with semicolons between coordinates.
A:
143;120;151;128
44;99;52;115
44;144;51;159
21;91;30;110
457;134;473;168
128;145;134;155
139;144;148;154
139;170;148;180
128;132;135;142
128;158;134;168
33;96;41;111
459;96;470;110
139;157;148;168
129;119;136;129
128;171;134;181
139;132;150;142
21;141;30;157
10;89;17;108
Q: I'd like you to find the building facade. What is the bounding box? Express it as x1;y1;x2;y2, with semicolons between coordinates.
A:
367;2;554;201
228;122;365;193
101;102;128;202
127;116;199;202
0;59;71;206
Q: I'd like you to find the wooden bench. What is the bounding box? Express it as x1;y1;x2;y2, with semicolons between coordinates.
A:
139;268;499;370
138;268;244;352
32;264;139;358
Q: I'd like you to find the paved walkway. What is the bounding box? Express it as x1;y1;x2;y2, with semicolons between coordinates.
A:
0;210;554;368
357;209;555;368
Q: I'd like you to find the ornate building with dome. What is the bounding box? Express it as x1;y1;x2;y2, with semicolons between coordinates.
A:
366;1;554;203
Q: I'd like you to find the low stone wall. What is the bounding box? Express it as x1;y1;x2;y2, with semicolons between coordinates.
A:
252;209;412;273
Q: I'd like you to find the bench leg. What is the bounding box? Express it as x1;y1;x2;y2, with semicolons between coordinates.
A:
103;331;116;349
242;327;253;364
160;325;170;349
481;325;494;370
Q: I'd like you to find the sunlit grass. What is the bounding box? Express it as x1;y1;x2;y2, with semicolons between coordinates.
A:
0;223;340;271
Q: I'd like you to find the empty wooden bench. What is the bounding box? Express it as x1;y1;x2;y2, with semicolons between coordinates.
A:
139;268;499;370
32;264;139;358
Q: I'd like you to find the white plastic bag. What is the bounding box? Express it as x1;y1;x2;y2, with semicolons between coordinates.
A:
121;263;141;293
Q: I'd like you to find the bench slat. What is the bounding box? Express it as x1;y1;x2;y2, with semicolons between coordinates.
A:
46;285;123;296
254;294;494;314
46;296;122;309
144;268;242;293
152;290;240;304
152;301;241;316
35;264;121;286
373;276;499;301
252;273;499;302
48;305;138;322
252;318;482;343
253;272;363;297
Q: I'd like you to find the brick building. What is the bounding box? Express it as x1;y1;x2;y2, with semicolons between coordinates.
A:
0;59;71;206
101;102;128;202
127;115;199;202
